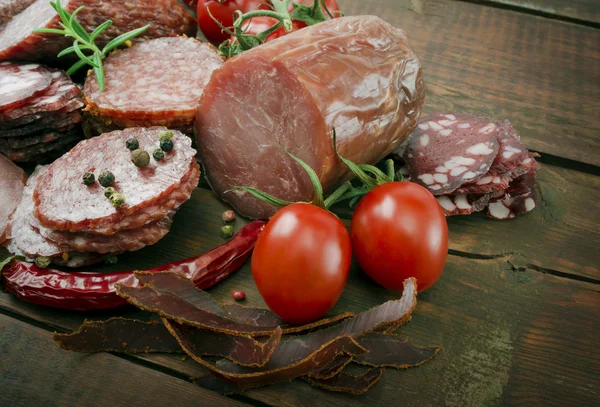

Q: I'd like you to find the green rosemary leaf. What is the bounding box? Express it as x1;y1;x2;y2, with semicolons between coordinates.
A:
280;145;325;208
102;25;149;56
229;187;295;208
90;20;112;42
72;40;98;68
93;53;105;92
66;59;88;76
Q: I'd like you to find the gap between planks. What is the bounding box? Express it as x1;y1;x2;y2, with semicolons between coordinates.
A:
454;0;600;28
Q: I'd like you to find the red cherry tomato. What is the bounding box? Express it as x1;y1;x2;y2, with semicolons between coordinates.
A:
251;203;351;325
350;182;448;292
197;0;268;44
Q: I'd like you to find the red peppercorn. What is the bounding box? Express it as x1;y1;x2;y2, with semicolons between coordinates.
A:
232;290;246;301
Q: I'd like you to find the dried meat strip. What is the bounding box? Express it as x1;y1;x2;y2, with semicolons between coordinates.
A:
302;367;384;396
0;63;52;111
0;153;26;242
354;332;439;368
307;354;354;380
34;127;198;232
403;113;500;195
436;194;491;217
487;173;538;220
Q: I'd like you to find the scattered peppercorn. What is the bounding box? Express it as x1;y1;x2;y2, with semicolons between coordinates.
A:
126;137;139;151
104;187;116;198
35;256;52;269
222;210;236;224
232;290;246;301
160;138;174;152
131;149;150;168
104;256;119;265
109;192;126;208
82;172;95;186
98;170;115;187
158;130;174;142
153;149;165;161
220;225;234;239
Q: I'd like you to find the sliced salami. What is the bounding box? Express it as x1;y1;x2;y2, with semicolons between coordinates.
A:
0;97;83;129
487;173;538;220
0;0;36;27
0;70;81;122
0;129;71;149
1;112;81;137
436;194;491;217
0;130;82;162
37;213;174;254
0;0;196;63
83;37;224;120
0;63;52;111
0;153;26;242
403;113;500;195
34;127;198;232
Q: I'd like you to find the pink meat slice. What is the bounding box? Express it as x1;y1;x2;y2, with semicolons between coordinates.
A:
83;37;224;120
0;62;52;111
0;69;81;121
0;0;36;27
402;113;500;195
37;212;174;254
436;194;491;217
196;15;424;219
0;153;26;242
455;120;541;194
4;166;118;266
0;0;196;63
34;127;198;232
487;173;538;220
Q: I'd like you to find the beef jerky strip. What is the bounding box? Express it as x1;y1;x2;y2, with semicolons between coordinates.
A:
54;317;283;368
354;332;439;368
134;272;354;334
302;367;384;396
487;173;539;220
167;279;417;389
307;354;354;380
436;194;491;217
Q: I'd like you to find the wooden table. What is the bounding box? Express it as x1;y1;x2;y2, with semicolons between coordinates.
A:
1;1;598;406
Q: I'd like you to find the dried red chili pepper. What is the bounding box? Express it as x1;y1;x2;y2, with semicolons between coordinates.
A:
0;220;266;311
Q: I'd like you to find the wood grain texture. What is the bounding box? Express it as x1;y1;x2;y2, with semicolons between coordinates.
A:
1;188;598;406
464;0;600;24
341;0;600;166
0;314;247;407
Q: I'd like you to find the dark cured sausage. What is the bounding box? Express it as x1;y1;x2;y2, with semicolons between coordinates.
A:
0;0;196;62
195;16;424;219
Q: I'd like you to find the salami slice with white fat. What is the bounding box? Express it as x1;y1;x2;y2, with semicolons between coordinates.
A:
403;113;500;195
34;127;198;232
0;63;52;111
37;213;174;254
0;153;26;242
436;194;491;217
0;0;36;27
487;173;538;220
83;37;223;130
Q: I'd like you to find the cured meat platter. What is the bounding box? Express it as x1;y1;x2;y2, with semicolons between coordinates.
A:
2;0;596;405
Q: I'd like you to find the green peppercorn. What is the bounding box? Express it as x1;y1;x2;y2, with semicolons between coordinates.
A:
126;137;139;151
220;225;234;239
35;256;52;268
109;192;126;208
104;187;116;198
131;149;150;168
104;256;118;265
98;170;115;187
160;138;174;152
158;130;174;143
153;148;165;161
82;172;95;186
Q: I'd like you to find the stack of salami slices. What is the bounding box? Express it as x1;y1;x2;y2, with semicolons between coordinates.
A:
397;113;541;220
83;37;224;137
3;127;200;267
0;62;84;163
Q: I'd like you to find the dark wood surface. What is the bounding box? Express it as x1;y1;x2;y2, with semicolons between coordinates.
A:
465;0;600;24
1;1;599;406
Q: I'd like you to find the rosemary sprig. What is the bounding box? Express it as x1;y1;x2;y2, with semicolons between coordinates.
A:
33;1;150;91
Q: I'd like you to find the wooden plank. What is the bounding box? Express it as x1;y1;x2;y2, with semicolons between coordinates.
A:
341;0;600;166
464;0;600;24
333;163;600;282
1;188;598;406
0;314;247;407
